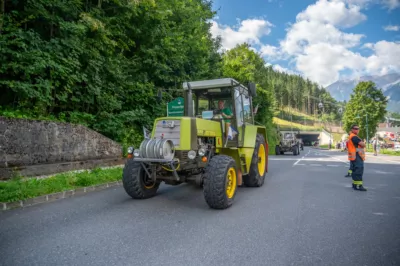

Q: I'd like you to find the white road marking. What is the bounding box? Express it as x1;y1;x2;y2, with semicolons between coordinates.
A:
327;165;340;167
310;164;322;166
372;212;386;216
383;160;400;164
270;158;300;161
293;159;301;166
293;149;310;166
373;170;395;175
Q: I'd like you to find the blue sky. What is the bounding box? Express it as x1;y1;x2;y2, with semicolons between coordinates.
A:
209;0;400;86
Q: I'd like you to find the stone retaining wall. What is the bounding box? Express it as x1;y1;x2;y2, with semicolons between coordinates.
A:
0;117;123;179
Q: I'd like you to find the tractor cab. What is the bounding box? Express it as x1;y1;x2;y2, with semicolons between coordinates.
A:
183;78;257;147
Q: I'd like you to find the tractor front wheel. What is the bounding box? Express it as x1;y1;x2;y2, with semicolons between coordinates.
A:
203;155;238;209
243;133;267;187
122;159;160;199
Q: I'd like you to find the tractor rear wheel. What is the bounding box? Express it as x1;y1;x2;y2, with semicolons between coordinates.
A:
203;155;238;209
243;133;267;187
122;159;160;199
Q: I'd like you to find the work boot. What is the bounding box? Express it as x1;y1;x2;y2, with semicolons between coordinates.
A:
353;185;367;191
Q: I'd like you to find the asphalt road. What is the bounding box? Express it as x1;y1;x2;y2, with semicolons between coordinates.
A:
1;147;400;266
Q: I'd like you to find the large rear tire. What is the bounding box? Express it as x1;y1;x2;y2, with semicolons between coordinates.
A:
122;159;160;199
203;155;238;209
243;133;267;187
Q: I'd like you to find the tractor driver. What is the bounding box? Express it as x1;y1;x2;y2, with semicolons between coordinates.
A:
218;100;233;139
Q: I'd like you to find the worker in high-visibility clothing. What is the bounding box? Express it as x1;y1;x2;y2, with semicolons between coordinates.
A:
344;140;354;178
345;132;354;178
347;124;367;191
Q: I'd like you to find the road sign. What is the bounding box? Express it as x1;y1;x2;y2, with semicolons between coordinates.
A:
167;97;184;117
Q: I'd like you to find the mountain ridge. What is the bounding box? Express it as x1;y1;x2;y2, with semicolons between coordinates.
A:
326;73;400;112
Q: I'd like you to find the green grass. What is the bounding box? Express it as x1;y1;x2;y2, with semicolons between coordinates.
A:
273;117;321;131
277;109;319;124
0;167;123;203
366;147;400;156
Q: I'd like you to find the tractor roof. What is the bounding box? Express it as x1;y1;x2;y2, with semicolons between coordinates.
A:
182;78;247;91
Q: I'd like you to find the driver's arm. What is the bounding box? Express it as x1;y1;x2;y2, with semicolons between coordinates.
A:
222;112;231;118
222;108;233;118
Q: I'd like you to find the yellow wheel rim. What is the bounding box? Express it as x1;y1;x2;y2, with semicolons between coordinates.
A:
258;144;266;176
142;168;156;189
226;167;237;199
144;182;155;189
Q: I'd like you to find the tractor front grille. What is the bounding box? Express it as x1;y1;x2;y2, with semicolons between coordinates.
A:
175;151;188;160
153;119;181;147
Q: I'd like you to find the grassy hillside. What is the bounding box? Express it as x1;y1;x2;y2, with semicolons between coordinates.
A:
273;117;322;131
277;109;319;124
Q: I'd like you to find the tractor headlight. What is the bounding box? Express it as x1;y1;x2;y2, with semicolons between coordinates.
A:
127;146;134;154
188;150;197;160
198;148;206;156
133;149;140;157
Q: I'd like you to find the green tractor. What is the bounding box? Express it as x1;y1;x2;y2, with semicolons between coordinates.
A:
123;78;269;209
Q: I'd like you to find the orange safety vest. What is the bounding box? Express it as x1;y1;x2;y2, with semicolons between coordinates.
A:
347;133;365;161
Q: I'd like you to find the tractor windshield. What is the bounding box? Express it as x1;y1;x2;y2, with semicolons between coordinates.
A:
284;133;294;139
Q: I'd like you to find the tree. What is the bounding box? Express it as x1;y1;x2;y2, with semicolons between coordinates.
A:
387;112;400;127
221;43;278;149
342;81;388;140
0;0;222;147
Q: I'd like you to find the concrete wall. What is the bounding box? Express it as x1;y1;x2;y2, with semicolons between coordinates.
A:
0;117;123;179
376;127;400;133
318;130;333;145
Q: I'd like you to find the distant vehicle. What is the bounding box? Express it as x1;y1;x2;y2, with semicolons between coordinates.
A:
275;130;301;156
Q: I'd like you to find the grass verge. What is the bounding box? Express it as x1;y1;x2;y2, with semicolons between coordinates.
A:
366;147;400;156
273;117;321;131
0;167;123;203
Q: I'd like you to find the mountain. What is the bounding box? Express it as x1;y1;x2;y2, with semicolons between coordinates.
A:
326;73;400;112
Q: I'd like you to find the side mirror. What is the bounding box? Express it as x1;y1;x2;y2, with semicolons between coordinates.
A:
248;82;256;97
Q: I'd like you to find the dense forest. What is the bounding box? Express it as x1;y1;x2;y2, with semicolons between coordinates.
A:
0;0;340;148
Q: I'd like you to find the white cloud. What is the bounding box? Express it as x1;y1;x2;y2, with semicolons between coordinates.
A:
383;24;400;31
344;0;373;7
210;0;400;86
260;44;278;56
296;0;367;28
343;0;400;10
382;0;400;10
280;20;364;55
272;0;400;86
294;40;400;86
296;43;367;85
210;19;273;50
364;41;400;74
272;64;300;75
